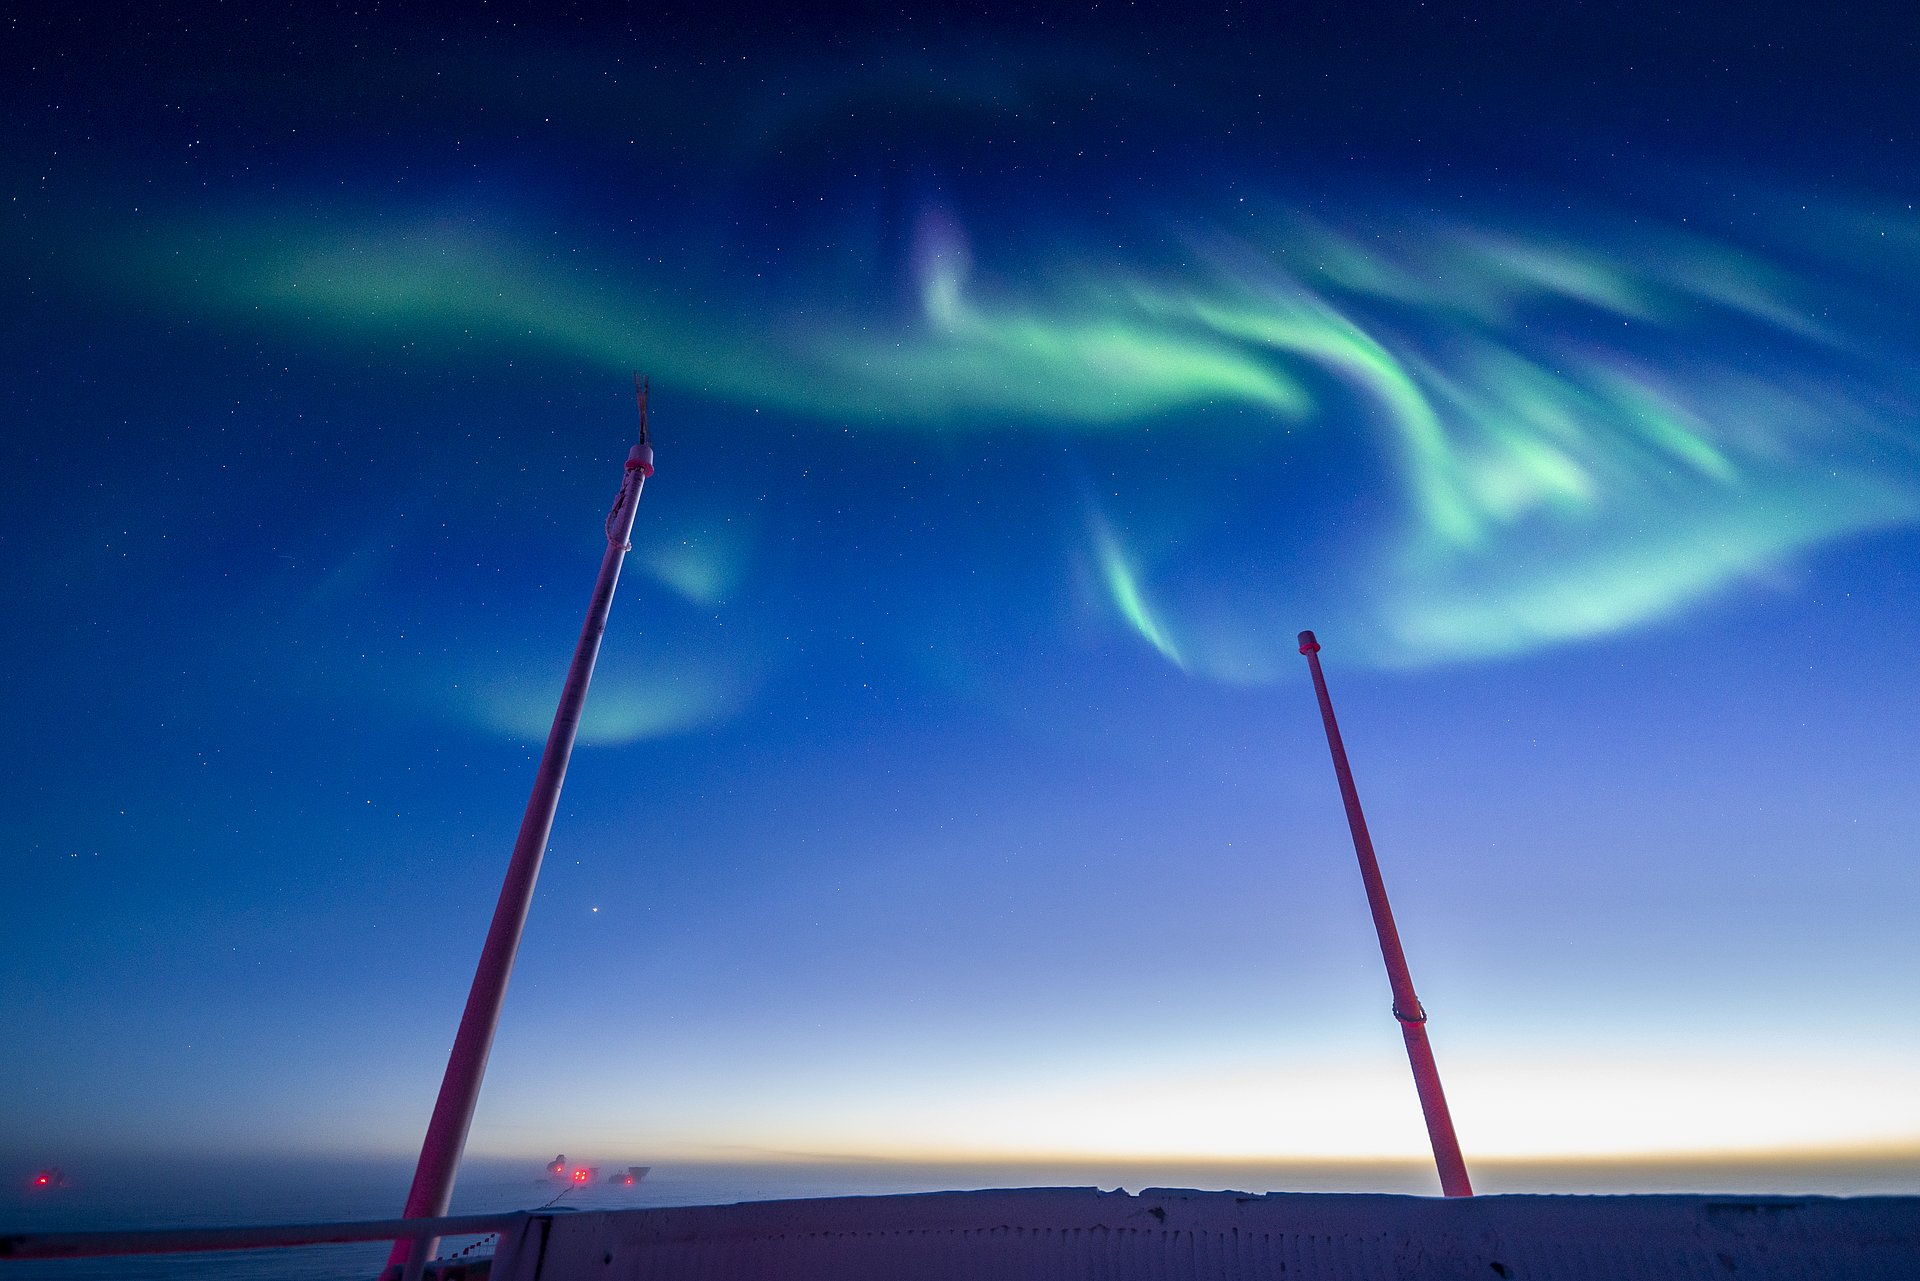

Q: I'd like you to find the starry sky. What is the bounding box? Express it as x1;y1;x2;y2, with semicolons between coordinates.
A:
4;2;1918;1183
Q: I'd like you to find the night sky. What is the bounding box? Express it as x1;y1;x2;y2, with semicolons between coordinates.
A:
4;2;1918;1179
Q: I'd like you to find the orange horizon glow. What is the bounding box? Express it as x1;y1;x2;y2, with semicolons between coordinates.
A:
463;1137;1920;1172
461;1044;1920;1173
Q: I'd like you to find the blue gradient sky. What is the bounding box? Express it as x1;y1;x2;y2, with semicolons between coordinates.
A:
3;2;1917;1181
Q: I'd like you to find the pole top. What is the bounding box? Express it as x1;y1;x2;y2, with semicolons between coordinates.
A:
628;373;655;477
1297;630;1320;654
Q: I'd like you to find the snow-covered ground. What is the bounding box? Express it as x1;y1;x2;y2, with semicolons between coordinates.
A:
495;1184;1920;1279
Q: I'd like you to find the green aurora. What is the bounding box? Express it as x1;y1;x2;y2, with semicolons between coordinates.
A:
149;188;1919;719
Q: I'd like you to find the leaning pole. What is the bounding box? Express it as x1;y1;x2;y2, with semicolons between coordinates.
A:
1297;630;1473;1198
384;388;656;1281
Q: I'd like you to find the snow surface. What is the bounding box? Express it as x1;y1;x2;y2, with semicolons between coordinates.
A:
485;1184;1920;1280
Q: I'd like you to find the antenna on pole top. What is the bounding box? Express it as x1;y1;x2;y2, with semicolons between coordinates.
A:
630;372;655;478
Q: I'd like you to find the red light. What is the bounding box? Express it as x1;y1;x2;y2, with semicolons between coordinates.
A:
622;1175;634;1185
34;1176;49;1186
572;1168;589;1182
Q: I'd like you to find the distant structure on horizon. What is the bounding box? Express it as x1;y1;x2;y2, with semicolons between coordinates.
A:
541;1155;648;1186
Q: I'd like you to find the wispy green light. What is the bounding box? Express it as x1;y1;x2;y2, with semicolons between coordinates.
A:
641;519;753;606
1165;285;1483;546
187;217;1310;429
467;664;748;746
1088;512;1183;668
1382;477;1919;662
158;190;1920;674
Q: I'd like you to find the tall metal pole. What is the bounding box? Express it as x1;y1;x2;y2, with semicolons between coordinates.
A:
1296;630;1473;1198
383;399;656;1281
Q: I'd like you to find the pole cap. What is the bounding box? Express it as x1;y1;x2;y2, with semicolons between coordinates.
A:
626;442;655;478
1297;630;1320;654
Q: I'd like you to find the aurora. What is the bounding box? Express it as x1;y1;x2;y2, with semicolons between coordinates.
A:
149;177;1920;683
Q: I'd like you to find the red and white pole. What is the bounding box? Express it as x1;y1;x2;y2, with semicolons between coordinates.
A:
1297;630;1472;1198
383;421;656;1281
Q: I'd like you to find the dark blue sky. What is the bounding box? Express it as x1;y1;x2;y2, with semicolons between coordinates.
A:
4;2;1918;1173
